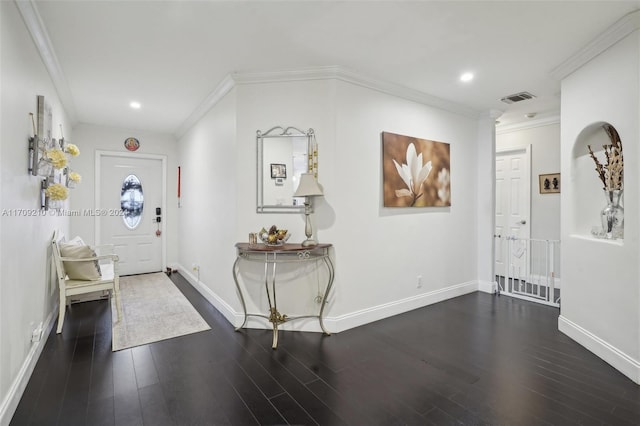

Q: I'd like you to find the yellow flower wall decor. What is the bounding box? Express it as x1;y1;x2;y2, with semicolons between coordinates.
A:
68;171;82;183
45;149;67;169
45;183;68;201
65;143;80;156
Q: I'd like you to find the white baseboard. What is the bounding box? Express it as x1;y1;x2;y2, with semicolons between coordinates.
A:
178;267;481;335
558;315;640;384
478;280;497;294
0;308;56;426
327;281;480;333
177;264;242;327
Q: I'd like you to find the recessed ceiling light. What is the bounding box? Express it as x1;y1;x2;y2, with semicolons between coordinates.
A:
460;72;474;82
130;101;141;109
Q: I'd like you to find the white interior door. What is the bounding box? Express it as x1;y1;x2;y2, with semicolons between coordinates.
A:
495;147;531;277
98;154;164;276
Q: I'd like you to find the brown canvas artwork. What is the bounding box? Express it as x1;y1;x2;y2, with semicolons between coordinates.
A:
382;131;451;207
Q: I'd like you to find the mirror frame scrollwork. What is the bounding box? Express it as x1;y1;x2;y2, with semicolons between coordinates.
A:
257;126;315;213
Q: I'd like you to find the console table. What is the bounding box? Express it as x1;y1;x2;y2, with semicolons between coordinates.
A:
232;243;334;349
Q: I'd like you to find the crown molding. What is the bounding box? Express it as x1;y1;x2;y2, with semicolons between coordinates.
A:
15;0;77;124
496;114;560;135
175;65;481;139
174;74;235;138
551;9;640;81
233;65;481;118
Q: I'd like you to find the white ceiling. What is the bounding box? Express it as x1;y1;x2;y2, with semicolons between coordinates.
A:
27;1;640;136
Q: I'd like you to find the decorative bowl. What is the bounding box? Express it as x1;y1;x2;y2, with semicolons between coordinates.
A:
258;227;291;246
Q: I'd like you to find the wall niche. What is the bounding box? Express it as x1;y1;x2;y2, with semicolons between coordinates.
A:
570;121;623;240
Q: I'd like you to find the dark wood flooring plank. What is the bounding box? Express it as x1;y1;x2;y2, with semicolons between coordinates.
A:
305;376;395;425
112;349;138;396
138;383;175;426
422;406;460;426
113;389;143;426
269;392;317;426
218;359;286;425
131;345;160;389
201;366;258;426
57;358;91;425
86;396;115;426
246;348;349;425
161;374;232;426
232;350;286;399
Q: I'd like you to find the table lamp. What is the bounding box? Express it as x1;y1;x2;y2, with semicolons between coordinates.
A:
294;173;324;246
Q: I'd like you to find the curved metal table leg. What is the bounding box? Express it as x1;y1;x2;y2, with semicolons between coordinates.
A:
232;257;247;331
318;256;335;335
233;244;334;347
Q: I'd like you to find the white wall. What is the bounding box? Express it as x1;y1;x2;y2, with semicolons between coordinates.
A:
177;76;484;332
329;81;479;323
69;124;179;266
0;2;72;423
560;31;639;383
177;88;238;315
497;122;561;241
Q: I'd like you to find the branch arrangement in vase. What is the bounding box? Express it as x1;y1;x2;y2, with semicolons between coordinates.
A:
587;124;623;190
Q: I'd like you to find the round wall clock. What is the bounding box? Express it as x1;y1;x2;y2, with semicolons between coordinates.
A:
124;137;140;151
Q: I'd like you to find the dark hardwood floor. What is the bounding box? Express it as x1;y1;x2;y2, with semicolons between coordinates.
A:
11;273;640;425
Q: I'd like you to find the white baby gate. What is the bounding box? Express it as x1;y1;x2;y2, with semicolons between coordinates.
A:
494;236;560;307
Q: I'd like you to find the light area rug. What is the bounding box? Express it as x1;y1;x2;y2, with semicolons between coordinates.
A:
111;272;210;351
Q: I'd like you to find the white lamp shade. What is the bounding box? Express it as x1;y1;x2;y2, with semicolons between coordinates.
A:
294;173;324;197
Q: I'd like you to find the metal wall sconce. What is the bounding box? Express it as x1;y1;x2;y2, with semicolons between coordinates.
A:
29;95;81;210
40;177;49;210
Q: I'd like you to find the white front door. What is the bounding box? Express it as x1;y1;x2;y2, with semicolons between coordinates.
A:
98;153;164;276
495;147;531;277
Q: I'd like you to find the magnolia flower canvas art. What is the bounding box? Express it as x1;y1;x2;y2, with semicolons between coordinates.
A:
382;131;451;207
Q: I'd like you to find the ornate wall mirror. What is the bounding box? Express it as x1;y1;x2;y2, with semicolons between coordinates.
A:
257;126;316;213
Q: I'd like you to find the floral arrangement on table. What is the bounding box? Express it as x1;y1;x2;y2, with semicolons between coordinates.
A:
588;124;624;239
45;183;68;201
587;124;623;191
259;225;290;246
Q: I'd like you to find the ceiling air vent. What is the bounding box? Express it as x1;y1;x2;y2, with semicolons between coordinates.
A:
500;91;536;104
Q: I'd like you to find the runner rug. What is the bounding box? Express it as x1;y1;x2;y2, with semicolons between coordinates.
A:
111;272;210;351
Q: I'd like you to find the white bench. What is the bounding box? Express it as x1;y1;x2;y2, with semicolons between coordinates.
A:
51;230;122;333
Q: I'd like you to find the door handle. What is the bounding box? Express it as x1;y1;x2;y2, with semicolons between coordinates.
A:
519;220;527;225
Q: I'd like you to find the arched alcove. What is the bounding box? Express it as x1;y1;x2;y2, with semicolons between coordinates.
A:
570;121;623;239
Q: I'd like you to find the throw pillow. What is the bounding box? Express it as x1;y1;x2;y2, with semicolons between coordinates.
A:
65;236;102;276
59;243;102;280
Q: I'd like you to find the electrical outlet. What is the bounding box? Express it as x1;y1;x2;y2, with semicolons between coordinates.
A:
31;322;43;343
417;275;423;288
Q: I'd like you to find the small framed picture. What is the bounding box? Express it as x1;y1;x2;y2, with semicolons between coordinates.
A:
270;163;286;179
539;173;560;194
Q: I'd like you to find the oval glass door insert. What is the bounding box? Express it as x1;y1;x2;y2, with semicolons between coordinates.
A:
121;174;143;229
